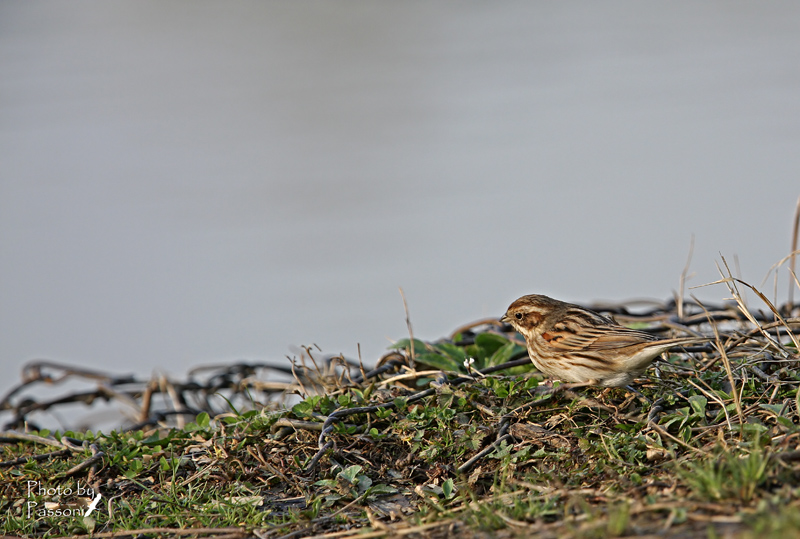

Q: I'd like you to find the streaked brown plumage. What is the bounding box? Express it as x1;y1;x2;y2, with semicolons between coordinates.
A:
500;294;702;387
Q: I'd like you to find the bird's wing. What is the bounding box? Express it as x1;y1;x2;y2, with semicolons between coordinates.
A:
541;322;658;351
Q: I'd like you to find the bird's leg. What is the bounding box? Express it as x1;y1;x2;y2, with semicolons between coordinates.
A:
558;379;598;392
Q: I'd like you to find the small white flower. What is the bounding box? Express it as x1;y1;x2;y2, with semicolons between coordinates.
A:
463;357;475;370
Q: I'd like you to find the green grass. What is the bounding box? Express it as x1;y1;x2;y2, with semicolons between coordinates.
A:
3;286;800;538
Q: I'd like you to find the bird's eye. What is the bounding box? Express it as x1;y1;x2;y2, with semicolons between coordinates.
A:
515;312;523;320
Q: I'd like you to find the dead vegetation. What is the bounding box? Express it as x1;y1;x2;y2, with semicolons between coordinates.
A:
3;202;800;538
2;268;800;538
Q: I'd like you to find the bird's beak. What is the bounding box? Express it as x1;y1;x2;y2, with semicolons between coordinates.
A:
500;313;510;324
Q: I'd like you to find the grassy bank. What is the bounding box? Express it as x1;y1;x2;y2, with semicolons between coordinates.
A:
3;277;800;538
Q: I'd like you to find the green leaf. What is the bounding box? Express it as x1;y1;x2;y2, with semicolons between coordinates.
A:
442;478;456;499
124;459;143;479
615;423;641;433
741;421;768;439
195;412;210;428
491;440;513;459
375;406;393;419
356;475;372;493
337;394;352;407
493;380;510;399
522;376;539;390
338;464;363;484
318;396;337;415
393;397;408;412
292;401;314;418
141;431;175;447
434;343;467;362
368;427;387;440
688;395;707;415
759;403;785;416
474;333;510;356
389;338;429;353
366;484;398;498
487;342;519;367
414;352;462;371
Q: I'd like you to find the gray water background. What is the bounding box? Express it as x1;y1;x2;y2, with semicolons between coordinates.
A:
2;2;799;418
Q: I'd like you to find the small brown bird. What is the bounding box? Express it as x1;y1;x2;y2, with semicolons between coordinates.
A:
500;294;702;387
